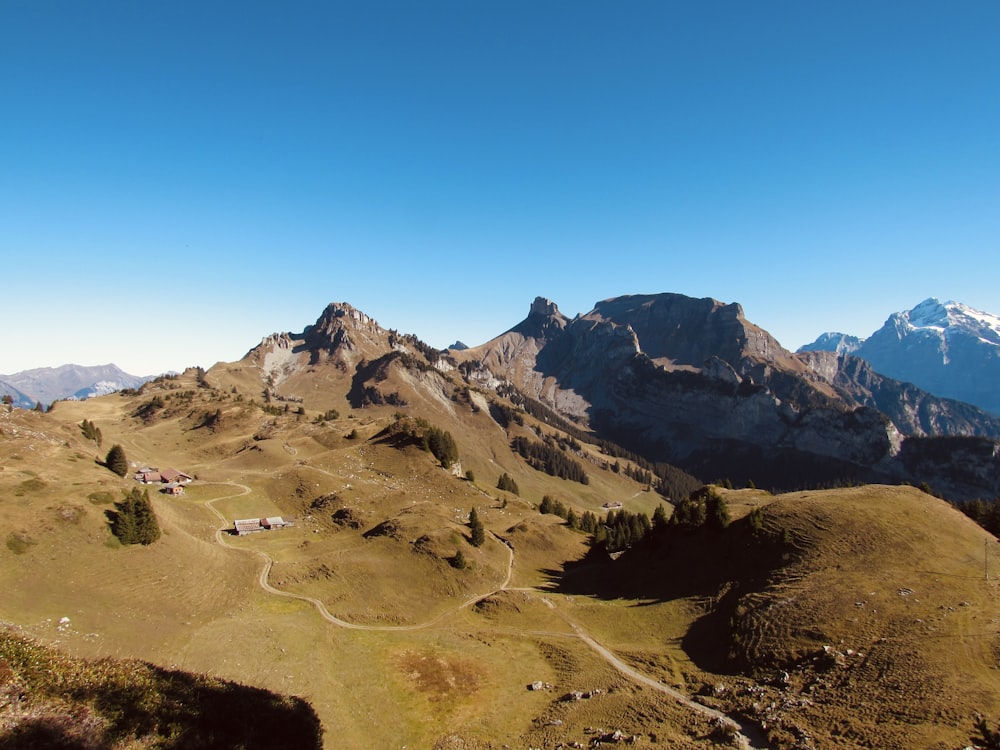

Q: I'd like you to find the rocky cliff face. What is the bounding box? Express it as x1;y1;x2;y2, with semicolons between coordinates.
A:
799;350;1000;439
467;293;1000;497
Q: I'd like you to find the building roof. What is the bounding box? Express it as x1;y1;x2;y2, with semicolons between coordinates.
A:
158;468;192;483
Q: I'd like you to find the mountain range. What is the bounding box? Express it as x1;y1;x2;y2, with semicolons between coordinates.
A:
0;363;153;409
800;297;1000;416
6;294;1000;500
239;293;1000;501
6;291;1000;749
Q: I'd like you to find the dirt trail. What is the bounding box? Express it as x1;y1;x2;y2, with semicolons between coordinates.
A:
203;482;769;748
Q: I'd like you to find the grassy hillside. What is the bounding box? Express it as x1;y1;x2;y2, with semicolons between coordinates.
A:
0;628;322;749
556;485;1000;749
3;360;1000;749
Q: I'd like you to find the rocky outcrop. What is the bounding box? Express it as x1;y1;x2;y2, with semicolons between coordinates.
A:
302;302;387;362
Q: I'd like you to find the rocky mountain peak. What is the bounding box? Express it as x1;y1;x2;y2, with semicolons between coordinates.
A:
302;302;385;354
507;296;570;340
586;293;789;370
799;332;864;355
801;298;1000;415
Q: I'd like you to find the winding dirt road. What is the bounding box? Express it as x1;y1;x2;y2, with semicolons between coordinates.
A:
202;482;768;748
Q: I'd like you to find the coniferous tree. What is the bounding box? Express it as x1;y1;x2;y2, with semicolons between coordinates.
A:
469;507;485;547
110;487;161;545
80;419;103;447
110;493;140;544
565;508;578;529
652;503;669;533
497;473;519;495
134;487;161;545
424;426;459;467
705;489;731;529
105;444;129;478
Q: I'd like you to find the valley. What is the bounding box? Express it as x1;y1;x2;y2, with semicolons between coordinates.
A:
4;296;1000;749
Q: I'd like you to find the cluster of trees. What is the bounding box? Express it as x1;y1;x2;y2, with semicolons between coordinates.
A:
79;419;103;447
960;498;1000;536
313;408;340;423
382;415;459;467
539;495;600;534
668;487;731;530
594;508;653;552
387;331;441;365
109;487;161;545
611;460;654;486
134;395;166;423
488;401;524;430
423;425;459;468
583;488;734;553
511;435;589;484
497;472;520;494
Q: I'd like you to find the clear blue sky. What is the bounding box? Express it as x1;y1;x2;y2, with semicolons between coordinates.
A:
2;1;998;375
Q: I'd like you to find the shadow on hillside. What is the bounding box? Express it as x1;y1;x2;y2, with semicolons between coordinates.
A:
543;522;789;674
0;631;323;750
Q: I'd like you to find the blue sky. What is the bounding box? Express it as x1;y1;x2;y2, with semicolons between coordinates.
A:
2;1;998;375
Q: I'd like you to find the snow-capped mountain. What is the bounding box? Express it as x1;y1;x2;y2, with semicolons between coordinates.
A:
0;364;154;408
800;298;1000;415
798;332;863;356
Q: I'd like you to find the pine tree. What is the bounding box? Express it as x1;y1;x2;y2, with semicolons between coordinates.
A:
497;472;519;495
105;444;129;477
705;489;731;529
451;549;467;569
110;493;140;544
134;488;161;545
652;504;669;534
110;488;161;545
469;507;485;547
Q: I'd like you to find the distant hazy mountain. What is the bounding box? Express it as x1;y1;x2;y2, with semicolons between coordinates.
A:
800;298;1000;415
0;364;153;407
0;379;37;409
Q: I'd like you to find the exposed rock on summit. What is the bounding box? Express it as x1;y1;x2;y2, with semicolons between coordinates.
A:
462;292;1000;496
